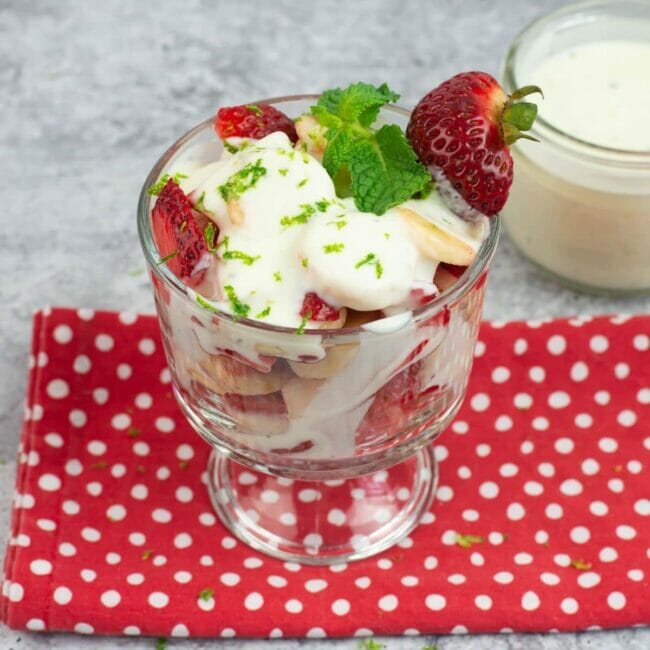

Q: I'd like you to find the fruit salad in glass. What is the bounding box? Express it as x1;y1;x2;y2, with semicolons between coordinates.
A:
138;76;538;563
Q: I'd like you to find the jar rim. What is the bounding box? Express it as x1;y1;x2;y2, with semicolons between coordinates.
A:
137;94;500;338
502;0;650;165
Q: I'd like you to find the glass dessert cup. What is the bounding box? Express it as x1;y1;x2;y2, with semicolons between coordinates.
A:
138;96;501;564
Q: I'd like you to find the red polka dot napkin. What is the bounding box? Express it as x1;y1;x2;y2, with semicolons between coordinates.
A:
1;307;648;639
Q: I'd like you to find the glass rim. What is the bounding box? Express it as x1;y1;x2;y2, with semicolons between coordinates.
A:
137;93;501;338
502;0;650;164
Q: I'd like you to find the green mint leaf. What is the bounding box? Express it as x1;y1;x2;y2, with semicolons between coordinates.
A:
218;159;266;202
322;126;353;179
320;82;399;125
246;104;262;115
198;588;215;601
255;306;271;319
147;173;171;196
297;178;308;188
156;637;168;650
295;310;312;335
323;242;345;254
204;222;217;251
223;285;250;319
456;533;485;549
194;293;219;313
355;252;383;278
317;88;343;114
347;124;430;214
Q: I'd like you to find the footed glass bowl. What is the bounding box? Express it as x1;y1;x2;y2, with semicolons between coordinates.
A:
137;96;500;564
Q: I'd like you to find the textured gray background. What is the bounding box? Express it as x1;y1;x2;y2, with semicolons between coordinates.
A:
1;0;649;648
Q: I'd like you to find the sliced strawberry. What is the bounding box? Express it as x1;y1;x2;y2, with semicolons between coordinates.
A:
222;392;288;416
215;104;298;143
301;292;341;322
151;179;212;286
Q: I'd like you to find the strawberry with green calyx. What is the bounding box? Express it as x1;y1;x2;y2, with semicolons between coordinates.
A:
406;71;542;216
311;82;431;215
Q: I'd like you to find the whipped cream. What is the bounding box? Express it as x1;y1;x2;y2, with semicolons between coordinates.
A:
168;131;488;328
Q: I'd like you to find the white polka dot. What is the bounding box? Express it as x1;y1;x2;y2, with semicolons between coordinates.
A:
151;508;172;524
590;335;609;353
547;335;566;355
118;311;137;325
101;590;121;608
470;552;484;566
260;489;280;504
93;388;109;405
69;409;87;427
30;559;52;575
306;627;325;638
514;552;533;565
133;441;150;456
475;595;492;610
475;443;491;458
87;440;107;456
73;355;92;374
81;527;101;542
355;577;371;589
425;594;446;611
608;478;624;493
507;503;526;521
452;420;468;434
514;392;533;409
156;466;171;480
628;460;642;474
111;413;131;430
561;597;579;614
80;569;96;583
44;432;64;448
546;503;564;519
474;340;486;357
269;629;283;638
528;366;546;383
575;413;593;428
174;533;192;549
616;525;636;540
538;462;555;477
436;486;454;502
222;536;237;549
532;417;549;431
134;392;153;409
479;481;499;498
220;572;241;586
637;388;650;404
53;586;72;605
26;618;46;631
555;437;575;454
627;569;644;582
494;571;514;585
560;479;583;496
599;437;618;453
131;484;148;500
148;592;169;608
614;362;630;379
495;415;513;431
599;547;618;562
570;526;591;544
634;499;650;516
457;466;472;480
155;417;175;433
540;572;560;586
521;591;540;611
106;504;126;521
607;592;626;610
594;390;611;405
86;482;102;497
47;379;70;399
499;463;518;478
462;509;479;522
378;594;398;612
580;458;600;476
524;481;544;496
77;308;94;320
326;508;346;526
401;576;418;587
138;338;156;355
59;542;76;556
245;592;264;610
74;623;94;634
111;463;127;478
124;626;140;636
95;334;114;351
549;391;571;409
617;410;637;427
53;325;73;344
176;486;193;503
174;571;192;584
36;518;56;532
285;598;303;614
633;334;649;351
62;500;80;515
470;393;490;412
38;473;61;491
514;337;528;355
570;361;589;382
578;572;601;588
491;366;510;383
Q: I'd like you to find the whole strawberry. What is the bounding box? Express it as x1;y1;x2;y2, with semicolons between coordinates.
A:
406;72;541;216
215;103;298;143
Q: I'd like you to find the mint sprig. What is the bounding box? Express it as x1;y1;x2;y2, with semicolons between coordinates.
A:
311;82;430;214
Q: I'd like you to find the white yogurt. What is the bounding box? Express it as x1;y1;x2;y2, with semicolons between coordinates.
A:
532;41;650;151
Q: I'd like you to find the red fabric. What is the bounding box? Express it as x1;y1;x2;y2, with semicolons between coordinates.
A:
1;307;648;638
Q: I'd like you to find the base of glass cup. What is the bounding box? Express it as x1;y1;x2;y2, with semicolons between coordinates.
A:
206;445;438;565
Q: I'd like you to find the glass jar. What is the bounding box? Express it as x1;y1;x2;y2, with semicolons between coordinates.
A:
501;0;650;294
138;96;500;563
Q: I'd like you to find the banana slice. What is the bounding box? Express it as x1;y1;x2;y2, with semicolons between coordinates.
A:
226;199;244;225
309;306;348;330
199;353;291;395
288;342;358;379
396;207;476;266
294;115;327;161
282;377;324;417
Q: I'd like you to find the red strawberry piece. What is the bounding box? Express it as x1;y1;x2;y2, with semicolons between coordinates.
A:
215;104;298;143
300;292;341;322
223;392;288;416
151;179;212;286
406;72;541;215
